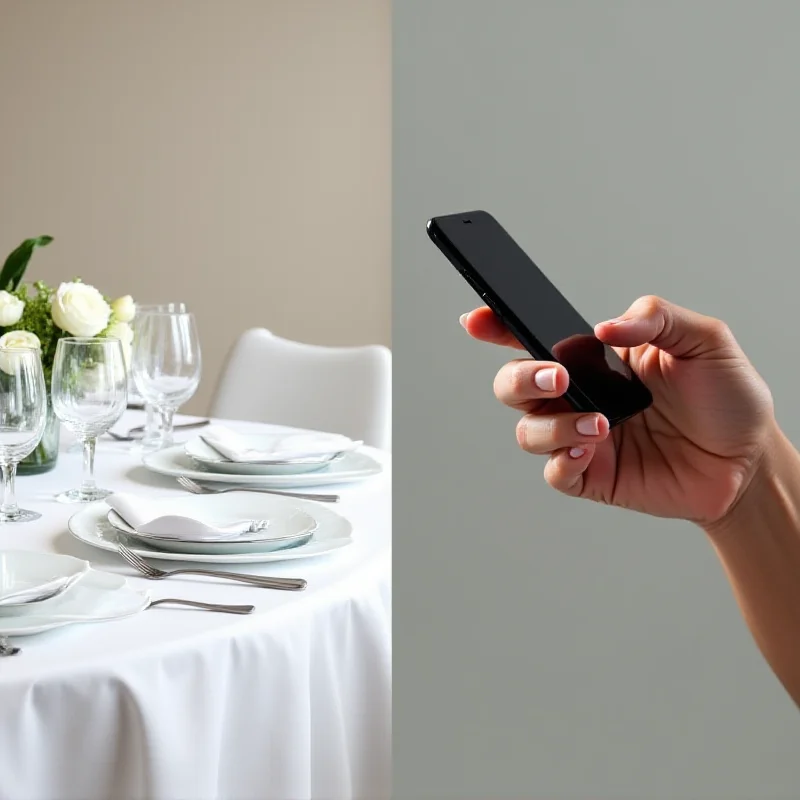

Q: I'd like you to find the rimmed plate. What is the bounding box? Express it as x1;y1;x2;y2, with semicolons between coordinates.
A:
143;444;382;488
105;496;318;555
0;551;90;616
68;493;353;564
185;434;344;476
0;570;148;636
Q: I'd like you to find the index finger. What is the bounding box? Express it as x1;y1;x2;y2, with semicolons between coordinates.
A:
460;306;525;350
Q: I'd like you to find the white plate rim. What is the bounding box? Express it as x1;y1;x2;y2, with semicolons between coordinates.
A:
142;445;382;487
68;501;353;564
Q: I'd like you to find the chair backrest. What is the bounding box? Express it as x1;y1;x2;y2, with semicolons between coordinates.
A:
209;328;392;450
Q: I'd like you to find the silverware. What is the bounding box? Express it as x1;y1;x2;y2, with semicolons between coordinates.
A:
107;419;211;442
0;575;80;608
117;542;307;591
130;419;210;436
0;636;20;656
147;598;254;614
177;476;339;503
107;429;137;442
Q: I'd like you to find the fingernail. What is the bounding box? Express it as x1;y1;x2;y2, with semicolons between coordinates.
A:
534;368;556;391
459;313;468;328
605;316;631;326
569;447;585;459
576;415;600;436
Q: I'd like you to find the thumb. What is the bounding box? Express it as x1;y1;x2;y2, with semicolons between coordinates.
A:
594;295;734;358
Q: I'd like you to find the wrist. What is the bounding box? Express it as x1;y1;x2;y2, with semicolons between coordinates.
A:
703;420;800;543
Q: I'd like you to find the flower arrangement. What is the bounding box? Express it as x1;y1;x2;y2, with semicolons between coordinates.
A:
0;236;135;382
0;235;136;473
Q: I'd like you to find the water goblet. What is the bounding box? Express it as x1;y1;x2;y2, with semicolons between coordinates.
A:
129;302;188;451
0;347;47;523
52;337;127;502
132;311;201;449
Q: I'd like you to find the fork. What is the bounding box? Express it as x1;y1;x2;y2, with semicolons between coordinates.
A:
107;420;211;442
116;542;307;591
177;476;339;503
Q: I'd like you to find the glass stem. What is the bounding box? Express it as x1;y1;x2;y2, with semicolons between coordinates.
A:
144;402;158;443
159;407;176;448
0;463;18;518
81;437;97;497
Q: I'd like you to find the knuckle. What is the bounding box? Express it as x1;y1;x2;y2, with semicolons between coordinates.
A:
543;459;566;491
635;294;663;316
543;415;562;443
496;360;528;401
507;362;526;395
708;318;732;341
515;417;530;450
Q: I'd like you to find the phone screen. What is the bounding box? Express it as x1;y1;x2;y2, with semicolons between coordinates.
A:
428;210;652;423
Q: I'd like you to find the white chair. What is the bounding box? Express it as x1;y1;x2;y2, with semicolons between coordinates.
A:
209;328;392;450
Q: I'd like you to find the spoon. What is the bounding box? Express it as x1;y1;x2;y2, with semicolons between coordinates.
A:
0;636;20;656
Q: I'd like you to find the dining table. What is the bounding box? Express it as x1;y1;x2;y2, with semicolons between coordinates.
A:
0;411;391;800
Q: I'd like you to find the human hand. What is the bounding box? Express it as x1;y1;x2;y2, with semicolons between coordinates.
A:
461;295;776;525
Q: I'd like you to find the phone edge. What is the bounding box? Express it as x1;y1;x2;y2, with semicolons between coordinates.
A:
426;215;604;418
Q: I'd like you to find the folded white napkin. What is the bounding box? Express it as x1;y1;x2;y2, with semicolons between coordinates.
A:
106;493;270;541
200;425;360;463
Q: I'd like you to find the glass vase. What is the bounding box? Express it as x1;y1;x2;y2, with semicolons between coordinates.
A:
18;392;61;475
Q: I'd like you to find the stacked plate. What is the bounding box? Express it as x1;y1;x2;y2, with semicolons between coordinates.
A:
0;551;148;636
140;425;383;489
68;491;354;564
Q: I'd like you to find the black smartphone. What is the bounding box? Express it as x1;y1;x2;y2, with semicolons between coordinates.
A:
426;210;652;427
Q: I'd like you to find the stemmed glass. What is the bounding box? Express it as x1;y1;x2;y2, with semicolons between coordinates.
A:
132;311;201;449
129;302;188;451
52;337;128;503
0;347;47;523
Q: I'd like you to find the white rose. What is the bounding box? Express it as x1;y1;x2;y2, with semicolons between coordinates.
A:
0;331;41;376
110;295;135;323
0;291;24;326
106;321;133;367
50;282;111;337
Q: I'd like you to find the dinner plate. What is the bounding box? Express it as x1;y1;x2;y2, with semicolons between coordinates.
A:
0;551;90;615
105;495;318;555
143;444;382;487
0;570;148;636
185;434;343;476
69;493;353;563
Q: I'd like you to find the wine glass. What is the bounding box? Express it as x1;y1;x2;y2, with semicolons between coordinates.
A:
0;347;47;523
129;302;188;451
131;311;201;448
66;301;190;453
52;337;128;503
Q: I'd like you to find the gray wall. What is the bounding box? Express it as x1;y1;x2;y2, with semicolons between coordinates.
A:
394;2;800;798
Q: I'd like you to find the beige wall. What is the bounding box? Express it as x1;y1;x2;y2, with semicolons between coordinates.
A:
0;0;390;414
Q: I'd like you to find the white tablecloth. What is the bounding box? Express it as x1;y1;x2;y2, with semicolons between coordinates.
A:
0;413;391;800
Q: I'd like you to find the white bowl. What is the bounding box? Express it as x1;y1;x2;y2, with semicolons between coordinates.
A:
184;434;344;476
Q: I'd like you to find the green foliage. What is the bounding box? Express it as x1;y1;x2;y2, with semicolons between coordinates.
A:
0;236;53;293
3;282;60;384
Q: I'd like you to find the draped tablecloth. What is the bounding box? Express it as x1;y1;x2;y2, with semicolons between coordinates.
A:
0;413;391;800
